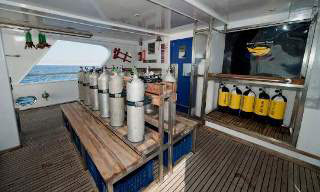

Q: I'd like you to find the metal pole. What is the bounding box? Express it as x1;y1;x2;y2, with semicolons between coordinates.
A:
200;18;214;118
168;95;173;173
158;85;165;181
189;22;198;116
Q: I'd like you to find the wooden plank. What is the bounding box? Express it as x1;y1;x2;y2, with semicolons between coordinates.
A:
205;111;292;147
273;158;283;192
287;161;294;192
311;171;320;192
293;164;301;192
144;113;198;139
240;150;262;192
196;143;242;192
305;168;315;192
260;154;274;192
299;167;307;192
229;147;255;192
213;144;252;192
163;136;227;192
221;146;257;192
233;148;259;192
181;140;236;192
61;103;141;183
267;156;278;192
281;160;288;192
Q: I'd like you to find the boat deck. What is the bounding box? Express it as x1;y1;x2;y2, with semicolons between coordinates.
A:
148;127;320;192
0;105;94;192
1;105;319;192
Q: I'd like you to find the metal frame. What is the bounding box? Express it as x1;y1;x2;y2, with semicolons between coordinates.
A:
200;18;214;118
196;8;319;147
292;10;320;146
189;22;198;116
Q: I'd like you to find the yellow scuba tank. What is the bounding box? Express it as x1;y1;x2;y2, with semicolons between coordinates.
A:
217;83;230;112
269;89;287;126
229;85;242;115
240;86;256;118
254;88;270;122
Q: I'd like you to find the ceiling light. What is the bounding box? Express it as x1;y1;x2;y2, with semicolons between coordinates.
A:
282;25;289;31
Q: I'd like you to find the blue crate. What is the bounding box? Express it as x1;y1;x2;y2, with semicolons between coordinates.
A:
70;129;82;155
85;151;154;192
163;133;192;166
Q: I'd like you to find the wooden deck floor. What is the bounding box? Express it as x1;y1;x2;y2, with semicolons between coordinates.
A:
0;106;95;192
148;127;320;192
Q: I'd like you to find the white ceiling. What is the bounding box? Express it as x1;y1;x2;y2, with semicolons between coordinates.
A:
0;0;316;40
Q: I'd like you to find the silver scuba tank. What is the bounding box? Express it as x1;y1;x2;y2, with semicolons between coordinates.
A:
98;67;110;118
83;68;91;106
163;67;176;124
127;73;145;142
89;68;99;111
78;67;84;101
109;70;125;127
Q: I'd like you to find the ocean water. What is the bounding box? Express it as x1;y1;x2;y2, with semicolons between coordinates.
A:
21;65;80;84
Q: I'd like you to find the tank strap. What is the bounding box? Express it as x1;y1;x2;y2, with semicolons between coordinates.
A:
89;85;98;89
98;89;109;94
126;100;144;107
83;83;89;86
109;92;126;98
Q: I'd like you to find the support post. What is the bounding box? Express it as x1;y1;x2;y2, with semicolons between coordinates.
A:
200;18;214;118
189;21;198;116
158;84;165;181
168;95;174;173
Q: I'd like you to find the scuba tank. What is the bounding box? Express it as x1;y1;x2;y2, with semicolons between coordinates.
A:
109;67;125;127
89;68;99;111
127;68;145;142
98;67;110;118
83;67;91;106
217;83;229;112
254;88;270;122
163;66;176;124
240;86;256;118
229;85;242;115
78;67;84;101
269;89;287;126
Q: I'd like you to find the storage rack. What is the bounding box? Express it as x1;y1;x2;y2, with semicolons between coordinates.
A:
63;80;198;192
190;14;318;148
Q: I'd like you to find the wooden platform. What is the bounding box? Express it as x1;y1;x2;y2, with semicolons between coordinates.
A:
147;127;320;192
61;103;141;183
205;110;292;146
82;104;161;157
144;113;198;141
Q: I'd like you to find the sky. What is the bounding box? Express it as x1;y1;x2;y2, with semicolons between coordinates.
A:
38;40;110;66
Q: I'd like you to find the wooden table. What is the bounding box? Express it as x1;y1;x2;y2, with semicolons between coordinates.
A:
61;102;142;191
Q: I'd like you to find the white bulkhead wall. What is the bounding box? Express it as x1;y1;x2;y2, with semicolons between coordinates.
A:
0;30;20;151
4;31;142;110
3;30;56;85
297;29;320;157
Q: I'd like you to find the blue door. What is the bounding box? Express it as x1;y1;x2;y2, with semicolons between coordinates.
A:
170;37;193;113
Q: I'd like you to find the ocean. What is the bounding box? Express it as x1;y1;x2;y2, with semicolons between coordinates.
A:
21;65;81;84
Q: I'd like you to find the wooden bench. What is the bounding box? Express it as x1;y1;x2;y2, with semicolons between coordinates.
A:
61;102;142;191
